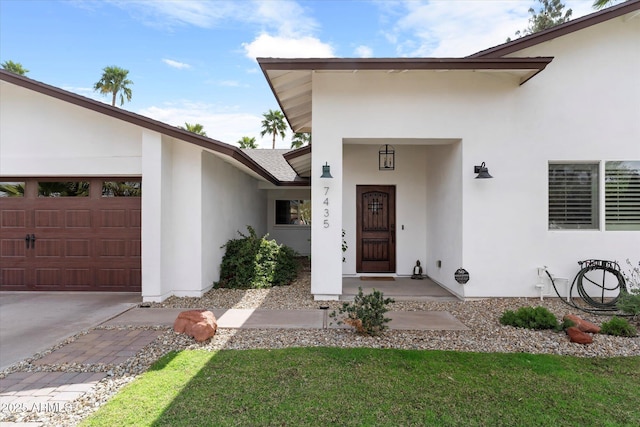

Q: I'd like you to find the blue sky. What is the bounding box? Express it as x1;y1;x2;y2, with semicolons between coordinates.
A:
1;0;598;148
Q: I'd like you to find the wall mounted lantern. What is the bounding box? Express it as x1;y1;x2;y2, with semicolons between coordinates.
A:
474;162;493;179
379;144;395;170
320;162;333;178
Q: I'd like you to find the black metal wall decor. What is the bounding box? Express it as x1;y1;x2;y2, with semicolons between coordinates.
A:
474;162;493;179
455;268;470;284
379;144;395;170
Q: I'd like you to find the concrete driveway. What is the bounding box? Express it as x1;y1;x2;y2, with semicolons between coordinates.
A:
0;292;140;370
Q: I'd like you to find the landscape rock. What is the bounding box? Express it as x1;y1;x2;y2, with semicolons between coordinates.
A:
173;310;217;342
566;326;593;344
564;314;601;334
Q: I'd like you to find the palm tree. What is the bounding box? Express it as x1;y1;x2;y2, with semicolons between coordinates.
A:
291;132;311;149
260;109;288;149
93;66;133;107
238;136;258;149
180;122;207;136
593;0;618;9
1;60;28;75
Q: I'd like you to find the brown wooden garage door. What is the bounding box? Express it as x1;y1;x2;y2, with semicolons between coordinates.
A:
0;178;141;292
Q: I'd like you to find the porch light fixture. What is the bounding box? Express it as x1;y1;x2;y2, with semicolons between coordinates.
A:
379;144;395;170
320;162;333;178
474;162;493;179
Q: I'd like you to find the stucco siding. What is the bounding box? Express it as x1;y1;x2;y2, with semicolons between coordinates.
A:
201;150;267;290
0;81;142;176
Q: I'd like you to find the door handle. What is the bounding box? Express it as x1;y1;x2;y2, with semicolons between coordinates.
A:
25;234;36;249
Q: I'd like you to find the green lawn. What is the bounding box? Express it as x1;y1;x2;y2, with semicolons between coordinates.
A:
82;348;640;427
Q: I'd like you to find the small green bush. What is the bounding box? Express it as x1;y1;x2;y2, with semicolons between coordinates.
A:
216;226;298;289
330;287;395;336
600;316;637;337
617;260;640;318
499;306;559;330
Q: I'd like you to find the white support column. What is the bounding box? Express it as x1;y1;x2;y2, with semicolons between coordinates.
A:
311;136;343;300
141;130;167;302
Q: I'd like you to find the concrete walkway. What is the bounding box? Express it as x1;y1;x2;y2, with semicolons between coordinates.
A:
103;307;468;331
1;288;466;426
0;293;140;371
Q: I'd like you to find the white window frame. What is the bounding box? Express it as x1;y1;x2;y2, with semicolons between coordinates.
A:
605;161;640;231
548;162;599;230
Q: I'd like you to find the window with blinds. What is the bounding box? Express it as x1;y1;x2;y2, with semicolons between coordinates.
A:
605;161;640;231
549;163;599;230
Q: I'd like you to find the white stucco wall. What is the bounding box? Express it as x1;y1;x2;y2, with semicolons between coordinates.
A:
310;13;639;298
201;150;267;290
1;81;269;301
342;144;430;276
267;188;311;255
0;81;142;176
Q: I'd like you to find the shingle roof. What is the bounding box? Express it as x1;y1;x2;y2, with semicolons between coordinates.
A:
241;149;308;183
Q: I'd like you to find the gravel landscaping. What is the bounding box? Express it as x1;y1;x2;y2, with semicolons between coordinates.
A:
1;266;638;426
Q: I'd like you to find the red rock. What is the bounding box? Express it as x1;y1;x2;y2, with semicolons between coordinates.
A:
564;314;601;334
566;326;593;344
173;310;217;342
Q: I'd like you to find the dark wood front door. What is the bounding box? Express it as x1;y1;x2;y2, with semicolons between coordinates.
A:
0;178;141;292
356;185;396;273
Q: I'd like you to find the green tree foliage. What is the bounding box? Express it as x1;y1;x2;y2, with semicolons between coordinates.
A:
593;0;619;9
1;60;28;75
260;109;288;149
93;66;133;107
238;136;258;149
509;0;573;41
180;122;207;136
216;226;299;289
291;132;311;149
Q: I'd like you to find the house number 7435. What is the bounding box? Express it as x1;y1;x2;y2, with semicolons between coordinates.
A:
323;186;330;228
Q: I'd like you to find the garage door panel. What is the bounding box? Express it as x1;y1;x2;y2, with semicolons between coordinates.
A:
34;239;62;257
1;210;26;228
66;240;91;257
34;268;62;286
0;178;141;292
131;240;141;257
0;269;27;287
65;269;93;287
1;239;27;257
100;210;127;227
66;210;92;228
100;240;126;257
130;210;141;228
34;210;63;228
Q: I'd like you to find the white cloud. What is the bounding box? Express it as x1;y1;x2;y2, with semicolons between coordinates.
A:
162;58;191;69
105;0;245;29
354;45;374;58
380;0;601;57
243;33;334;59
138;102;292;149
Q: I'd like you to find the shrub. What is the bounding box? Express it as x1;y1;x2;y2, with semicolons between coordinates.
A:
499;306;559;330
216;226;299;289
600;316;638;337
330;287;395;336
617;260;640;319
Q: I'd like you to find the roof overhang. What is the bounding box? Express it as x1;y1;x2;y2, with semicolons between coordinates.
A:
283;145;311;178
258;57;553;133
0;70;303;186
